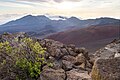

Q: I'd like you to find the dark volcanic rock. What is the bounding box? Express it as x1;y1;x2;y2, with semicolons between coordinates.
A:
39;39;67;59
91;57;120;80
62;55;76;64
38;38;93;80
39;68;66;80
52;60;62;69
94;39;120;59
66;69;91;80
62;60;73;71
4;33;120;80
1;33;120;80
91;39;120;80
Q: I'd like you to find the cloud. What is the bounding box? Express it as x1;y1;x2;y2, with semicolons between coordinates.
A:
0;0;35;8
0;0;119;23
54;0;81;3
18;0;82;3
20;0;49;2
0;14;25;25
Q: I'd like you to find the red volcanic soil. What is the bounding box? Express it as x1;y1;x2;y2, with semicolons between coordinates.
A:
47;24;120;53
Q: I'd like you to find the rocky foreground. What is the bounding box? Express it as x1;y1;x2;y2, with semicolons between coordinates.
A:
0;32;120;80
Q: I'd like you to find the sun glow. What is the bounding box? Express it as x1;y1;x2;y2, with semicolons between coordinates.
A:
55;2;79;10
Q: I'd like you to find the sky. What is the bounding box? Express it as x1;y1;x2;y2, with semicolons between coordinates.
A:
0;0;120;24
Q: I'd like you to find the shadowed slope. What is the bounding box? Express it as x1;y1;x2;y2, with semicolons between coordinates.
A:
47;24;120;52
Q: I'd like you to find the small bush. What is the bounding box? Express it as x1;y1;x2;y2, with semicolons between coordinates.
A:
0;41;12;53
15;38;46;79
0;37;49;80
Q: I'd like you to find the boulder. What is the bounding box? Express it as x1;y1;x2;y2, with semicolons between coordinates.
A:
68;50;78;57
39;39;67;59
91;57;120;80
66;69;91;80
67;44;75;50
52;60;62;69
74;47;86;54
76;53;86;64
61;48;69;55
94;39;120;59
62;60;73;71
62;55;76;64
39;68;66;80
75;53;86;69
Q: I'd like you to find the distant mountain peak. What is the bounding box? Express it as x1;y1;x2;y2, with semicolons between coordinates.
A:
21;15;49;20
67;16;80;22
68;16;80;20
0;15;119;37
26;14;33;17
22;15;34;18
17;15;36;21
37;15;50;20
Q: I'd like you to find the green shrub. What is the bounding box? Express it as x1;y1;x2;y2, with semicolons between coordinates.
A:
16;58;41;78
0;37;49;80
15;38;46;79
0;41;12;53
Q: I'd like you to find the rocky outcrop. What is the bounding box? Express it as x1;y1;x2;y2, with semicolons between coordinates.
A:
39;68;66;80
39;39;92;69
0;33;92;80
0;33;120;80
91;39;120;80
94;39;120;59
91;57;120;80
66;69;91;80
38;39;92;80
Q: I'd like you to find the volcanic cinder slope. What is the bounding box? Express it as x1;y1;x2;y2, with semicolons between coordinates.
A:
47;24;120;52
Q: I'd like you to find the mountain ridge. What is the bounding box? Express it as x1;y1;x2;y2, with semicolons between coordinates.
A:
0;15;119;38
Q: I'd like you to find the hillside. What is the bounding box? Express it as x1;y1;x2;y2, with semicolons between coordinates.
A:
0;33;120;80
0;15;119;38
47;23;120;52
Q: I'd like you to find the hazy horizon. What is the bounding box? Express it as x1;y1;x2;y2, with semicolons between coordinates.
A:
0;0;120;24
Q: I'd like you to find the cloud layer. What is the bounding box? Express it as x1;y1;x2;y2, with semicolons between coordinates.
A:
0;0;120;25
54;0;81;3
19;0;82;3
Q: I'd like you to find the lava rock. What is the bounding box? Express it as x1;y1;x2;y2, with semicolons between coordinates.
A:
66;69;91;80
39;68;66;80
91;57;120;80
